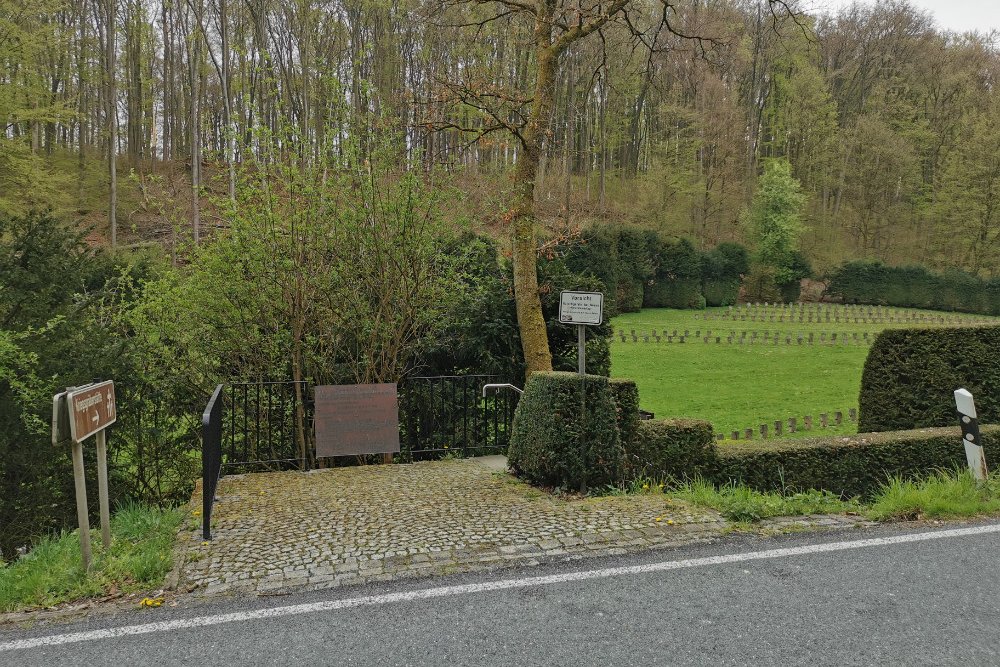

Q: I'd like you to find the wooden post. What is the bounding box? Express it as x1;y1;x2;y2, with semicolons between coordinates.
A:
789;417;797;433
95;429;111;548
71;440;92;570
774;420;782;436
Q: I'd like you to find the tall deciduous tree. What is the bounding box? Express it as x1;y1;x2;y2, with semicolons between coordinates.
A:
428;0;801;377
745;158;805;282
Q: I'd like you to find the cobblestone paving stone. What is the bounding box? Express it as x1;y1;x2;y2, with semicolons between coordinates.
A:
175;460;866;598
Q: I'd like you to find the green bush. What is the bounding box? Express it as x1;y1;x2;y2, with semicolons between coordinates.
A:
507;372;623;490
858;326;1000;432
715;426;1000;498
779;279;802;303
625;419;716;482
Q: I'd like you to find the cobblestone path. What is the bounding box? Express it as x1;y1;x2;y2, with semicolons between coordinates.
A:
176;459;727;597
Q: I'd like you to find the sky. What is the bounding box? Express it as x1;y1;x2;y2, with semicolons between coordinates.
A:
808;0;1000;34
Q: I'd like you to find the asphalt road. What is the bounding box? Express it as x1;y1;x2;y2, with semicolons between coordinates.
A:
3;521;1000;666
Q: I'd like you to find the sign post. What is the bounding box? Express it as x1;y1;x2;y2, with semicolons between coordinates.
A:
955;388;989;481
558;291;604;494
53;381;117;569
558;291;604;376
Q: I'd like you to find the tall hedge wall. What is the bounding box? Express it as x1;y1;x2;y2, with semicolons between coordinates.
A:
565;225;749;315
826;260;1000;314
858;326;1000;432
702;243;749;307
644;238;704;309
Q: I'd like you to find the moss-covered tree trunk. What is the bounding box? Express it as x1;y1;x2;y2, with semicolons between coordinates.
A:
510;18;558;378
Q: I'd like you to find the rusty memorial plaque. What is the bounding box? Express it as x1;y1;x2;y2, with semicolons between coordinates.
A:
314;384;400;457
66;381;117;443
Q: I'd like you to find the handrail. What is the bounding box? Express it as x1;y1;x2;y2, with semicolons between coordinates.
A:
201;384;224;540
482;383;523;398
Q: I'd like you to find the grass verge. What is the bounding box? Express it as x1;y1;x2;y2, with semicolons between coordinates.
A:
668;478;860;522
868;470;1000;521
607;469;1000;524
0;503;183;613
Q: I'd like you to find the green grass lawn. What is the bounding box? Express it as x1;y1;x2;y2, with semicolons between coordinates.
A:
610;305;1000;437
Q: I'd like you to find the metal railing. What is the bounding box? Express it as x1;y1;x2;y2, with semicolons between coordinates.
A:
398;375;519;460
201;384;224;540
225;381;309;472
205;376;520;489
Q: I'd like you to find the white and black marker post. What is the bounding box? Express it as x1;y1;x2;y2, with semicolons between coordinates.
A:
955;388;989;481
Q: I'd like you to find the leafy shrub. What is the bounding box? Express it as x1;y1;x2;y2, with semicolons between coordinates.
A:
715;426;1000;498
858;326;1000;432
508;372;623;490
624;419;716;482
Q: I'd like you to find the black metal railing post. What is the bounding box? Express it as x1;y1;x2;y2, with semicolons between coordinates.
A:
202;383;224;540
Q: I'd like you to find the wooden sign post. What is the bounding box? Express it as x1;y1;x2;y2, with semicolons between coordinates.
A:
52;381;117;570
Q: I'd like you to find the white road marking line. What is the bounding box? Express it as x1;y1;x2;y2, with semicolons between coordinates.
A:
4;523;1000;653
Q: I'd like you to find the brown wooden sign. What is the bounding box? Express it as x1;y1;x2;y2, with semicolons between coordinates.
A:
314;384;400;458
67;381;117;443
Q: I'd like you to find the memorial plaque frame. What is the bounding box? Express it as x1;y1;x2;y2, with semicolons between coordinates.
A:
314;384;401;458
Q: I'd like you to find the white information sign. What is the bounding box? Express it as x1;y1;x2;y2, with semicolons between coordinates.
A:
558;291;604;326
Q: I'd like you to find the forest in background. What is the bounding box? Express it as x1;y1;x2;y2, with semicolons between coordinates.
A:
3;0;1000;273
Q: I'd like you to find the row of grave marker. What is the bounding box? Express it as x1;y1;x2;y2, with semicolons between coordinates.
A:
728;302;961;312
617;329;874;346
720;409;858;441
700;312;981;324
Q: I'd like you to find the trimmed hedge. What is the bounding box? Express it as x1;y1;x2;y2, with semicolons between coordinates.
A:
508;372;623;490
625;419;716;481
826;260;1000;314
609;378;640;448
509;371;999;500
859;326;1000;432
716;426;1000;498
